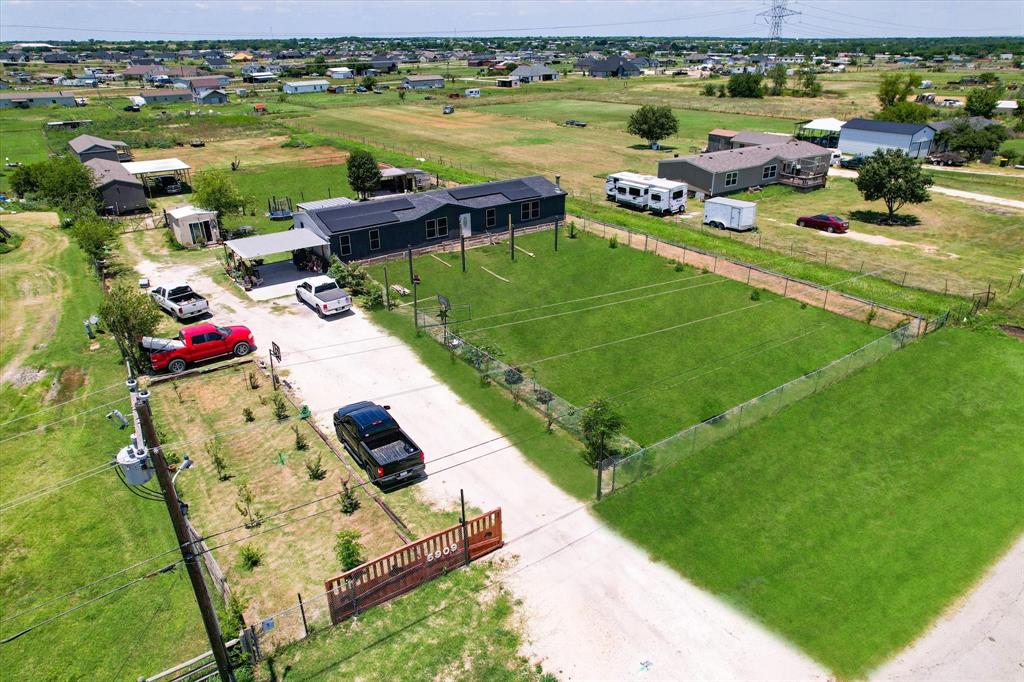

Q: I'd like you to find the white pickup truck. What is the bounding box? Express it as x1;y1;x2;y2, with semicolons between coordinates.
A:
150;282;209;320
295;276;352;317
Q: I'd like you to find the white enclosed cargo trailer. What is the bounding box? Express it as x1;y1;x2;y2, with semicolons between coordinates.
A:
604;172;688;215
703;197;757;232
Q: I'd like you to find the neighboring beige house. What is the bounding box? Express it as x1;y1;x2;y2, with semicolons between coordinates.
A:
165;204;220;247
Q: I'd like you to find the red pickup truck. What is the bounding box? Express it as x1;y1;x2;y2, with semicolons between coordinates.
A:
142;323;255;373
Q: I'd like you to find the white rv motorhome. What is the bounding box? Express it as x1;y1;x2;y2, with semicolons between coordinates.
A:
604;172;688;215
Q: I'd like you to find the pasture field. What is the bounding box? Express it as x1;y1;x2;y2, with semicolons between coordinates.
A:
0;215;205;679
922;167;1024;201
368;230;883;445
596;326;1024;677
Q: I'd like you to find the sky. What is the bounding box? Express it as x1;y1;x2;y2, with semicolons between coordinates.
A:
0;0;1021;41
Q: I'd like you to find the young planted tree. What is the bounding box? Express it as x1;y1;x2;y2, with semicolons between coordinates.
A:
855;149;933;224
99;277;162;374
334;530;365;571
626;104;679;149
799;70;823;97
579;399;625;468
347;149;382;199
192;170;244;221
360;75;377;90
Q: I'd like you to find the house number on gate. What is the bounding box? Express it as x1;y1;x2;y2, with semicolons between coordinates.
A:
426;543;459;562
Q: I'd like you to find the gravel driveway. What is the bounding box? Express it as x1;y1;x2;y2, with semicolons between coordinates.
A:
828;167;1024;210
135;255;825;680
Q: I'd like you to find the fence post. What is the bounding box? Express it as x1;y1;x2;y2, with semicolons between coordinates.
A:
297;593;308;638
595;458;603;500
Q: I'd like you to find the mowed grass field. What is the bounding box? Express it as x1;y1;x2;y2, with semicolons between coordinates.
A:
0;216;205;678
596;326;1024;676
369;230;882;445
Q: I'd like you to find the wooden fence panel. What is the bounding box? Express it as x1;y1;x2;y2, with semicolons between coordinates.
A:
325;509;503;624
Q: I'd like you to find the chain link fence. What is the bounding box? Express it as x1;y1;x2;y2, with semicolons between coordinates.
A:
598;321;921;497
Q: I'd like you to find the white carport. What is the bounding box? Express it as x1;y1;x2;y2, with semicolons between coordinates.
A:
223;229;330;300
795;117;844;148
122;158;193;194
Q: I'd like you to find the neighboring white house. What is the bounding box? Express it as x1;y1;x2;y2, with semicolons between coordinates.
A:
282;79;329;94
837;118;935;159
327;67;353;79
402;75;445;89
166;204;220;247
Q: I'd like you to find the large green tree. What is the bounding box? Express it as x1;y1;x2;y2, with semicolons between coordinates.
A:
99;277;163;374
964;86;1004;117
855;149;933;223
626;104;679;148
347;150;381;199
767;64;787;96
935;121;1009;160
727;72;764;98
877;73;921;108
70;215;119;264
192;170;244;220
29;155;97;214
875;101;932;124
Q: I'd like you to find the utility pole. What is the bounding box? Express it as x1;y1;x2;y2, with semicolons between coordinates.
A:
132;386;234;682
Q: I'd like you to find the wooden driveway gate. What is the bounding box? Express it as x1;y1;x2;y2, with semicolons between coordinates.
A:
325;508;503;624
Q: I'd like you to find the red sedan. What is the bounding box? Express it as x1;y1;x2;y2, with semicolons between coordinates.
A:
796;214;849;234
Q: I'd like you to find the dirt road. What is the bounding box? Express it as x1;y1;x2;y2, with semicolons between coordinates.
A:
133;255;826;680
828;167;1024;210
871;535;1024;681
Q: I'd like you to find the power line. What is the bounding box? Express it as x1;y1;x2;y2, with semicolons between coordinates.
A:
0;381;124;427
0;7;762;40
0;462;115;512
0;396;130;446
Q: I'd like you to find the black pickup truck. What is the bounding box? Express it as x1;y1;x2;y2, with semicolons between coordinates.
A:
333;401;425;490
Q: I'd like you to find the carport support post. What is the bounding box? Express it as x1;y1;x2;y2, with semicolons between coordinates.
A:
460;234;466;272
407;245;413;284
554;220;559;252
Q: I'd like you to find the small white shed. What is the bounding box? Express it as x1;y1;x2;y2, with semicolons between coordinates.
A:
166;205;220;247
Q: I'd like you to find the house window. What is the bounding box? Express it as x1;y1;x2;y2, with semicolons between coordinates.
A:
425;217;449;239
485;208;496;228
724;172;739;187
520;200;540;221
338;234;352;256
762;164;778;180
368;229;381;251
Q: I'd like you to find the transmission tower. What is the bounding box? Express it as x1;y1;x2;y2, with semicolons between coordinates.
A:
757;0;801;61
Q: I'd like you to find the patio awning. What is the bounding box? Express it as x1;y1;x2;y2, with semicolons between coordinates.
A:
225;229;328;260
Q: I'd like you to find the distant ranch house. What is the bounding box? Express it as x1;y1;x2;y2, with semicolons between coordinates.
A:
0;91;77;109
85;159;148;215
182;75;231;92
837;119;935;159
326;67;353;79
588;56;642;78
283;79;329;94
194;89;228;105
68;133;132;163
138;88;191;105
510;64;559;83
402;74;445;89
658;140;831;197
295;176;565;261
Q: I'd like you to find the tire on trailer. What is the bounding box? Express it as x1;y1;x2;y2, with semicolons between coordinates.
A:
168;358;187;374
233;341;251;357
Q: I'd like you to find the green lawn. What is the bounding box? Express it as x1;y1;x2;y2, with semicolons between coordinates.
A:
925;168;1024;200
476;98;795;151
0;218;206;678
368;230;882;445
255;564;549;682
229;161;355;234
596;326;1024;677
